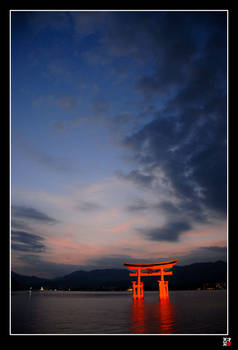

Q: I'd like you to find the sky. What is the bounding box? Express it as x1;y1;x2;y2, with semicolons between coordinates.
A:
11;10;228;278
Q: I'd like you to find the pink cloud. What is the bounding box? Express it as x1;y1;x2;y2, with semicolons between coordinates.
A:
110;220;132;233
183;223;227;237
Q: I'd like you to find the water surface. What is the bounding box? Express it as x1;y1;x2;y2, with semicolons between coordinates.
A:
11;290;227;335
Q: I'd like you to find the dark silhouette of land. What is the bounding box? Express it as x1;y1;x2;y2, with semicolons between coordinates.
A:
11;261;227;291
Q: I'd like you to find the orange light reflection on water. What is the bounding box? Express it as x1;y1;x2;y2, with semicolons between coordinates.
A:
131;295;177;334
158;296;176;334
131;299;146;334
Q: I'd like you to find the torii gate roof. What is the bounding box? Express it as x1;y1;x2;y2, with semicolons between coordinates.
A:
123;259;178;270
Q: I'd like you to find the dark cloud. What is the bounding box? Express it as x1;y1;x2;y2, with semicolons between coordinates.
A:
13;133;73;174
11;230;45;253
11;218;32;231
51;121;67;133
116;169;155;188
202;246;227;254
76;201;103;211
28;11;71;32
16;254;82;278
91;100;110;115
16;253;133;278
139;220;192;242
72;11;161;61
157;201;180;215
86;254;134;270
157;199;208;224
179;245;227;265
135;12;226;99
12;205;58;224
11;11;71;40
120;12;227;231
54;96;78;111
72;11;110;38
122;105;226;239
72;12;208;83
126;198;208;243
126;198;149;212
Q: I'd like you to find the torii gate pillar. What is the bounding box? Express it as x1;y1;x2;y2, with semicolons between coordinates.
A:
158;269;169;298
131;269;144;299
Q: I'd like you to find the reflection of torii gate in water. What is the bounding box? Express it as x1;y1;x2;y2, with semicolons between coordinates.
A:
123;259;178;299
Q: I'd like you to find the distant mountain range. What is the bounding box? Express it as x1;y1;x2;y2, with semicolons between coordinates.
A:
11;261;227;291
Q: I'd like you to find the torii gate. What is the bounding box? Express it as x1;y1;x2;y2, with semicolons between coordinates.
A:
123;259;178;299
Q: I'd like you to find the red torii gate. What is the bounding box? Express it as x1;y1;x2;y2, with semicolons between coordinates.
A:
123;259;178;299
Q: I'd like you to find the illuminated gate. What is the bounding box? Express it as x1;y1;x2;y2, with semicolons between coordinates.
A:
123;259;178;299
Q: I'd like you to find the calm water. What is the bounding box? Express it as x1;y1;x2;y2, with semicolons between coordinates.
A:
11;290;227;335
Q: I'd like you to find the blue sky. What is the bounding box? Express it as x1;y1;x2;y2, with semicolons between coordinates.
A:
11;10;228;278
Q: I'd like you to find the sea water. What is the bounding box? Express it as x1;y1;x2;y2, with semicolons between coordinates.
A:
10;290;227;335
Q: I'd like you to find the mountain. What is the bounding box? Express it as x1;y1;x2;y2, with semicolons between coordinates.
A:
11;271;50;290
11;261;227;291
170;260;227;289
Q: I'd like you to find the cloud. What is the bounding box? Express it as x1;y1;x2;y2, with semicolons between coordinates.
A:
157;199;208;224
13;133;72;173
11;230;46;253
122;17;227;220
91;101;110;115
126;198;149;212
51;121;67;133
157;201;180;215
110;221;131;233
16;254;82;278
32;94;78;111
11;12;71;41
202;246;227;254
116;169;155;188
12;205;58;224
135;12;226;96
11;218;32;231
179;245;227;265
71;11;155;60
71;11;110;38
45;60;75;83
139;220;192;242
54;96;78;111
28;11;71;32
76;201;103;211
86;254;133;270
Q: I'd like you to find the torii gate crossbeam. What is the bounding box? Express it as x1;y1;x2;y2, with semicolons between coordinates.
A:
123;259;178;299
